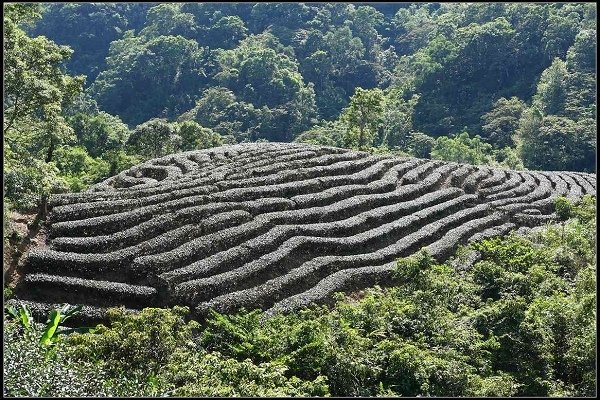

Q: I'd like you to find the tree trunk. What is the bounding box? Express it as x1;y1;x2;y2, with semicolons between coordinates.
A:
45;136;54;163
37;136;55;222
358;124;365;149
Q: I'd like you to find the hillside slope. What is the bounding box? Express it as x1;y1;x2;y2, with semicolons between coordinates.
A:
12;143;596;322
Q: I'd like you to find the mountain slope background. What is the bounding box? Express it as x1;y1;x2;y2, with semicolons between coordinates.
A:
29;2;596;154
5;3;597;219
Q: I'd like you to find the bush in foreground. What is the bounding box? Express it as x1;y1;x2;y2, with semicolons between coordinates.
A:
3;197;596;397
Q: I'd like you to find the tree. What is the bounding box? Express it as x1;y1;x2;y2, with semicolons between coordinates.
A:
381;92;420;148
179;86;263;143
481;97;527;148
563;30;596;121
204;16;248;49
3;3;84;217
214;32;317;140
91;34;209;125
431;131;495;165
409;132;435;159
177;121;223;151
409;17;517;136
69;112;130;157
341;88;384;149
533;58;568;116
126;119;180;159
542;10;581;61
249;2;313;36
563;72;596;121
215;32;306;108
566;29;596;73
53;146;111;192
517;113;595;172
3;4;84;137
294;121;347;147
351;6;385;58
139;4;198;39
391;4;438;56
30;3;152;80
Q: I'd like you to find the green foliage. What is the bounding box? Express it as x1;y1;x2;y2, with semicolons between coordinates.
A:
139;4;198;40
176;120;223;151
533;58;568;116
179;86;261;143
18;2;597;172
67;307;198;372
91;34;209;126
3;200;597;396
481;97;527;148
39;304;86;347
30;3;152;80
566;29;596;73
341;87;385;149
163;350;329;397
5;303;90;348
431;131;495;165
204;15;248;49
408;132;436;159
53;146;111;192
493;146;524;170
555;196;574;221
516;113;596;172
294;122;345;147
6;304;33;332
39;309;62;347
126;118;180;159
3;3;84;212
381;92;420;149
3;286;14;301
4;305;153;397
4;147;66;210
429;130;523;169
214;32;317;140
4;3;84;138
102;149;142;177
68;112;129;158
63;306;327;396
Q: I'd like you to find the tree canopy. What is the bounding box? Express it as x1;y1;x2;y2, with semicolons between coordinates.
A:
3;2;597;215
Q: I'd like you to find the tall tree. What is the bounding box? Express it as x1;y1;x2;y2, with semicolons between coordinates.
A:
176;120;223;150
30;3;152;80
214;32;317;140
532;58;568;116
91;33;209;126
69;112;130;158
381;92;420;148
517;114;595;172
341;88;384;149
126;118;180;159
4;3;84;217
481;97;527;148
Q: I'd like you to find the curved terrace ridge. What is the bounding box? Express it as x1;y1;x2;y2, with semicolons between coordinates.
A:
13;142;596;323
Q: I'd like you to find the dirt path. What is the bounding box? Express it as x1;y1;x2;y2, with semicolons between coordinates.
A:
3;211;49;289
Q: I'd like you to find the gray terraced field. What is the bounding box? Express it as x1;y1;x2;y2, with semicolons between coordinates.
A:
13;143;597;323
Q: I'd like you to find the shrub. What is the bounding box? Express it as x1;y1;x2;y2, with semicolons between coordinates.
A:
555;196;573;220
66;306;199;373
4;198;596;397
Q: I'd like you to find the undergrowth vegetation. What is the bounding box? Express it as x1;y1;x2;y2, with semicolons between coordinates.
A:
4;196;596;397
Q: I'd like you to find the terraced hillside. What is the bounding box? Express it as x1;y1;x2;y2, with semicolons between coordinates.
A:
13;143;596;322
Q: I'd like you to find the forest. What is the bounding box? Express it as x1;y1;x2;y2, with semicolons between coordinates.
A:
3;2;597;214
2;2;597;397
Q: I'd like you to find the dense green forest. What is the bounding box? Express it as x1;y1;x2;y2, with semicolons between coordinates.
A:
3;2;597;215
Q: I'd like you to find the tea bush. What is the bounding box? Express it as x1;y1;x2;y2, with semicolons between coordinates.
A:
4;197;596;397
